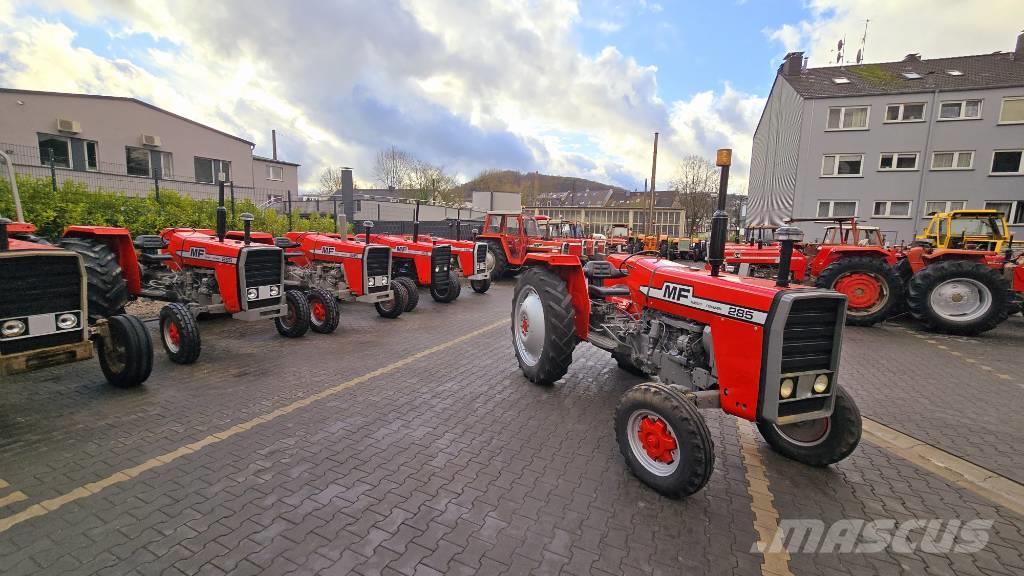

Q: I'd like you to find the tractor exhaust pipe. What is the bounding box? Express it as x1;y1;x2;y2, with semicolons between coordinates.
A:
363;220;374;244
216;180;227;242
240;212;254;245
709;149;732;277
0;217;10;251
412;201;421;243
774;225;804;287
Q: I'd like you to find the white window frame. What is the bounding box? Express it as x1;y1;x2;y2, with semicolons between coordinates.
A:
923;200;967;216
884;102;926;123
159;151;174;178
816;200;859;218
878;152;920;171
37;134;71;168
983;200;1024;225
998;96;1024;125
825;106;870;131
821;154;865;178
84;140;99;172
930;151;974;171
125;146;152;178
990;149;1024;175
266;165;284;181
195;157;231;183
872;200;913;219
937;99;983;121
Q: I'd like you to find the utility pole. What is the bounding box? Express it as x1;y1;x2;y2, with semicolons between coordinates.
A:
647;132;659;237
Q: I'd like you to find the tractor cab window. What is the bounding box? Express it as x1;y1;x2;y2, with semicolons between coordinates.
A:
950;216;1003;239
505;216;521;235
522;218;540;238
937;218;949;244
485;216;501;233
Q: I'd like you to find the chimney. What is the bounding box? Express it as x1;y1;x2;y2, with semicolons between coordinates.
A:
271;129;277;160
1016;31;1024;59
781;51;804;76
341;167;354;222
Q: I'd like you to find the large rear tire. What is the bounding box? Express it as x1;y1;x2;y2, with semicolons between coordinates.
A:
159;303;201;364
307;288;340;334
615;383;715;498
815;256;901;326
756;385;862;467
375;280;408;318
486;241;508;280
275;289;311;338
906;260;1009;335
97;314;153;388
58;237;129;323
395;276;419;311
511;266;577;384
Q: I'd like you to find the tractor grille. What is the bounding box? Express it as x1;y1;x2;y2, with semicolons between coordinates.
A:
780;297;842;374
241;247;284;309
364;246;391;294
431;245;451;287
0;253;84;355
474;243;488;273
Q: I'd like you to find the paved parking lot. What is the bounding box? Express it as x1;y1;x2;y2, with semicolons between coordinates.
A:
1;281;1023;576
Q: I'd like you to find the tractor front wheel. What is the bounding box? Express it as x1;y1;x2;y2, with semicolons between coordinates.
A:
395;276;419;311
307;288;340;334
512;266;577;384
906;260;1009;335
486;242;508;280
375;280;408;318
430;270;461;303
275;289;311;338
470;278;491;293
97;314;153;388
615;383;715;498
159;303;201;364
757;385;862;467
815;257;901;326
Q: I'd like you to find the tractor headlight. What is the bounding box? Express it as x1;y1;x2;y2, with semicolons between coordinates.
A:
246;288;259;300
367;276;376;287
56;313;79;330
269;285;280;297
779;378;795;399
813;374;830;394
1;319;26;338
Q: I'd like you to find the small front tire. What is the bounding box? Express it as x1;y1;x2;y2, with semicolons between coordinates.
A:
307;288;340;334
97;314;153;388
430;270;461;303
470;278;491;293
395;276;419;311
375;280;408;319
160;303;201;364
275;289;311;338
756;385;862;467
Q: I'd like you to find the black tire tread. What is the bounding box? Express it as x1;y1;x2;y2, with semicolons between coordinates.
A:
814;256;902;326
612;351;647;376
756;385;862;467
396;276;419;311
59;237;129;323
906;260;1009;335
160;303;201;364
307;287;340;334
487;241;508;280
98;314;153;387
276;289;311;338
375;280;408;318
470;278;491;293
512;266;577;385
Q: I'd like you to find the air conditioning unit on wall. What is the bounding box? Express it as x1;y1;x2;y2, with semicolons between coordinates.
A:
140;134;162;147
56;118;81;133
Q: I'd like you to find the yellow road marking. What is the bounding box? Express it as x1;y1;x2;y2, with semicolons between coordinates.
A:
863;418;1024;517
0;319;508;535
738;420;793;576
0;491;27;507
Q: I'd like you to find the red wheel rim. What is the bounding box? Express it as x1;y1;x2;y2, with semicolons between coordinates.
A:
638;416;677;464
312;301;326;322
520;314;529;335
167;321;181;346
834;272;883;310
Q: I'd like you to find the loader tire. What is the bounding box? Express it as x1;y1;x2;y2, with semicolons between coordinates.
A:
307;288;340;334
275;289;311;338
486;241;508;280
430;270;460;303
615;383;715;498
395;276;419;311
160;303;201;365
375;280;408;318
612;351;647;377
511;266;577;385
97;314;153;388
757;385;862;467
815;256;902;326
58;237;129;323
906;260;1009;336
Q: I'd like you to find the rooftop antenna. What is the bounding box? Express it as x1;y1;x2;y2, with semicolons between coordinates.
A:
836;36;846;64
857;19;869;64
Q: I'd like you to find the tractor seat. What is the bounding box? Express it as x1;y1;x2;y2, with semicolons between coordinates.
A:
588;284;630;298
583;259;627;280
274;237;301;249
134;235;167;250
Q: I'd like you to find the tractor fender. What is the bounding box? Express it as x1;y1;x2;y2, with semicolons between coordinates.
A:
523;253;591;340
63;225;141;295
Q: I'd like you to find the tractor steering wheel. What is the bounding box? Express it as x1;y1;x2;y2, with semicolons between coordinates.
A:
617;250;661;271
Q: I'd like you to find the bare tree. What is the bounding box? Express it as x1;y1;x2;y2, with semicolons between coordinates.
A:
671;155;719;236
408;161;461;204
373;146;413;189
318;166;346;196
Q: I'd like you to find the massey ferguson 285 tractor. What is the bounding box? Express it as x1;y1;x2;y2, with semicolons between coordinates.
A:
354;227;459;307
510;150;862;498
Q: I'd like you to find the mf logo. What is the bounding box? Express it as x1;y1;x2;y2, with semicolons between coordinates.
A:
395;246;408;252
321;246;335;255
662;283;693;303
189;247;206;259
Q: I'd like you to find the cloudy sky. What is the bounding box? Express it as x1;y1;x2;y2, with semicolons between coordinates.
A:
0;0;1020;192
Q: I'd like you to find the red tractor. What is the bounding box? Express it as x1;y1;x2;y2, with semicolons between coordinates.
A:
353;228;459;307
477;211;567;279
726;218;901;326
511;216;861;498
536;216;600;260
1;218;153;387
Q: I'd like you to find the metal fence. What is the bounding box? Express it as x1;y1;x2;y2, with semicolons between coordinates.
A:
353;220;484;240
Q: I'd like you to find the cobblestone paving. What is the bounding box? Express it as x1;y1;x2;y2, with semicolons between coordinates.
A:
1;282;1022;575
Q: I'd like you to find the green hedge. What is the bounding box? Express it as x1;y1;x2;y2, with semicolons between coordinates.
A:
0;175;338;240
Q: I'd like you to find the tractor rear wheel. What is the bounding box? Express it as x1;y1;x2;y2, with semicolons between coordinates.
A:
307;288;340;334
906;260;1009;335
430;270;461;303
486;241;508;280
375;280;408;318
615;383;715;498
395;276;419;311
815;256;901;326
275;289;311;338
757;385;862;467
612;350;647;377
97;314;153;388
470;278;491;293
159;303;201;364
512;266;577;384
59;237;129;323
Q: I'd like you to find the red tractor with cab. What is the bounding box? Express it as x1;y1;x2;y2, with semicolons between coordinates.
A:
477;211;568;279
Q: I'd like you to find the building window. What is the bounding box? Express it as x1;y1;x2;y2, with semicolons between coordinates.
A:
924;201;967;215
821;154;864;177
998;97;1024;124
990;150;1024;175
984;201;1024;225
938;99;982;120
931;151;974;170
125;146;151;177
879;152;919;171
84;140;99;171
158;152;174;178
872;201;912;218
884;103;925;122
37;134;71;168
266;165;284;181
826;106;869;130
817;201;858;218
194;157;231;183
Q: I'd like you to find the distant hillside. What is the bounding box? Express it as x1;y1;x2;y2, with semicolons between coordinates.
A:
457;170;627;204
